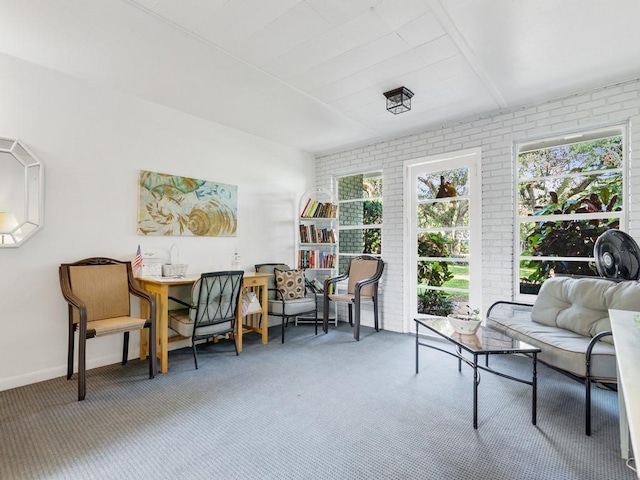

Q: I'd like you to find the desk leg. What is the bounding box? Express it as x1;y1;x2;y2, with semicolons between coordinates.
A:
139;299;150;361
156;285;169;373
235;278;270;353
260;281;268;344
140;284;169;373
138;287;168;373
236;304;243;353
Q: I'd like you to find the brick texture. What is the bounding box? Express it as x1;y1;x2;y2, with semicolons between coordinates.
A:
316;78;640;334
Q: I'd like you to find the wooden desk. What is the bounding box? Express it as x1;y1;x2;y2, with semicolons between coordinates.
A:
609;309;640;476
137;272;270;373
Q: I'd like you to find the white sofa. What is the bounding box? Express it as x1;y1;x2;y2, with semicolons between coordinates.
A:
486;275;640;435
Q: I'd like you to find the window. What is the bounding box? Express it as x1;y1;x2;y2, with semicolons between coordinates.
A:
336;172;382;273
407;149;481;322
515;125;627;296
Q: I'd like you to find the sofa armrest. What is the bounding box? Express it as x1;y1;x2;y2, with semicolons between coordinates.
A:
486;301;534;320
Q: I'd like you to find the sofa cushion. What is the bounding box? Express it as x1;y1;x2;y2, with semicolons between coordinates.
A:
486;313;616;381
268;297;316;316
169;308;232;338
531;276;640;344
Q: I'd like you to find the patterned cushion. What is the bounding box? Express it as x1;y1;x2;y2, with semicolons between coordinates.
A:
274;268;305;299
256;263;290;300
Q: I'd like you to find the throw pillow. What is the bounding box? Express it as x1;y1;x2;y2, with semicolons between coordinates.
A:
274;268;305;299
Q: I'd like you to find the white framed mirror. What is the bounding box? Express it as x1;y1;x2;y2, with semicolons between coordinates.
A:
0;138;44;247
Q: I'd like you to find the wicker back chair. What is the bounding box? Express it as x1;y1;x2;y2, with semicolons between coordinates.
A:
59;257;157;400
323;255;384;341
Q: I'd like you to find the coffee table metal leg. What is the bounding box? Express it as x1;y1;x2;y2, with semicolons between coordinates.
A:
473;353;479;429
532;352;537;425
415;326;419;374
457;345;462;372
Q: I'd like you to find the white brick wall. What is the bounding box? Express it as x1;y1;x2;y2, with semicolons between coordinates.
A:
316;78;640;334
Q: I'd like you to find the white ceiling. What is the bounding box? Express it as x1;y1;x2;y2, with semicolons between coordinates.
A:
2;0;640;155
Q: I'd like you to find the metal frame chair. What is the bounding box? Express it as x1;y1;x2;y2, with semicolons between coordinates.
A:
254;263;318;343
168;271;244;369
323;255;384;341
59;257;157;401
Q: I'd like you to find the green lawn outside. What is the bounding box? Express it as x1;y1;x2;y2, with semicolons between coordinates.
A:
443;264;468;290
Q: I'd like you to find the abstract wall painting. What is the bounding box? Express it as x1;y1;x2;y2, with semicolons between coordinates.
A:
137;170;237;237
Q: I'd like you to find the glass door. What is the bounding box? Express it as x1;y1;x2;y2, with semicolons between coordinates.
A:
405;149;481;330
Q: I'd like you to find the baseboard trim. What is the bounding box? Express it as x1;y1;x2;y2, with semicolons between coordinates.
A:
0;352;124;392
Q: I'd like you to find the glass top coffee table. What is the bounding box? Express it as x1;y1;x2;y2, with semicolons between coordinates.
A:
414;317;542;429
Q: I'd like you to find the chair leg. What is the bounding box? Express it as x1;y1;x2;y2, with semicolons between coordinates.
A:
233;335;239;356
323;294;329;333
586;377;592;436
78;334;86;401
282;317;286;343
67;325;75;380
122;331;129;365
192;343;199;370
348;304;353;326
373;296;379;332
353;300;360;341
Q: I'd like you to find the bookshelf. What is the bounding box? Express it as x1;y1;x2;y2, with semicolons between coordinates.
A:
297;187;338;325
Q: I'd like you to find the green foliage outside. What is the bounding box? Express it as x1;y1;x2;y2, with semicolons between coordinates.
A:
415;168;471;316
416;232;456;316
417;168;469;257
363;199;382;254
337;173;382;259
519;136;623;288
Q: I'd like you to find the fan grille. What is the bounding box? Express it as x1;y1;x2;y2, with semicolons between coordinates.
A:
594;229;640;280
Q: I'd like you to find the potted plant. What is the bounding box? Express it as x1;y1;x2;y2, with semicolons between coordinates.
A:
448;306;482;335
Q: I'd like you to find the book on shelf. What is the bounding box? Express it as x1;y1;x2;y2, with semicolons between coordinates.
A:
300;200;338;218
300;197;311;217
301;199;315;217
311;278;324;293
298;250;336;269
299;226;336;244
304;277;325;294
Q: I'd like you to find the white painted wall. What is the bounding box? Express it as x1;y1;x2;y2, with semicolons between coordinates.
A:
317;79;640;334
0;52;315;391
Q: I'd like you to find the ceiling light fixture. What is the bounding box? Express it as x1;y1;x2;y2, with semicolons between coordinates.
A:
383;87;414;114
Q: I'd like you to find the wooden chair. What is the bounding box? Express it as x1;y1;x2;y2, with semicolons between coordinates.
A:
59;257;157;401
168;271;244;369
254;263;318;343
323;255;384;341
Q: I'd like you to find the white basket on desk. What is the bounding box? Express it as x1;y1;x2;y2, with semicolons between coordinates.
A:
162;264;188;278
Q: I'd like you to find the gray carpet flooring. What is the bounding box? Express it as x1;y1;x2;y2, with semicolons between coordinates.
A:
0;322;635;480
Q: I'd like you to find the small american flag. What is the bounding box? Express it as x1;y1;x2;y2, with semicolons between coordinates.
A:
133;245;143;276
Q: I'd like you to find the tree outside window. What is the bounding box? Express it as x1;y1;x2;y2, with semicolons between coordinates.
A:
416;168;470;316
516;127;626;295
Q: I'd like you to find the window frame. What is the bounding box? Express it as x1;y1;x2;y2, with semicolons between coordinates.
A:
334;170;383;270
513;123;629;302
404;148;482;333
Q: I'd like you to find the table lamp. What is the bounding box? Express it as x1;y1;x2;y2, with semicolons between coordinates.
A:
0;212;19;244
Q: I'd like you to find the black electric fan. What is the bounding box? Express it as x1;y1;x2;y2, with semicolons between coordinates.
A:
593;229;640;280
